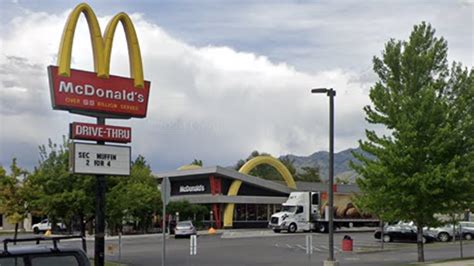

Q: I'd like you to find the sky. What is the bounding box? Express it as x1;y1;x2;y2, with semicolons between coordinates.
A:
0;0;472;173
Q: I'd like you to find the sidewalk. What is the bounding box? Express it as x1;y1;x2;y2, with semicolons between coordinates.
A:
424;259;474;266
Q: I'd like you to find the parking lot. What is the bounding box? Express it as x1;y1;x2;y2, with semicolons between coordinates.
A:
9;229;467;266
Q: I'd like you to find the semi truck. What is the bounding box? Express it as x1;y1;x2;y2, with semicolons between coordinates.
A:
268;191;379;233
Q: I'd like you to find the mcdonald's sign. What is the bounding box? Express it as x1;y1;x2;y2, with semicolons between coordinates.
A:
48;3;150;118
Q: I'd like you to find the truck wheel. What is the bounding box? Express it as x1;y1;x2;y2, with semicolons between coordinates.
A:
438;232;450;242
383;235;392;242
33;227;39;234
288;223;297;233
464;233;472;241
317;223;327;233
273;229;281;233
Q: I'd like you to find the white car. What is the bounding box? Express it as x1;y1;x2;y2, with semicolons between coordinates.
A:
32;219;66;234
174;221;197;238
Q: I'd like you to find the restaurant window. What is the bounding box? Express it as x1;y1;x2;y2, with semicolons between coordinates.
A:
235;204;246;221
257;204;268;221
247;204;256;221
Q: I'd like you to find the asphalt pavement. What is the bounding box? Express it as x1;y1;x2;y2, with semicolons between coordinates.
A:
2;230;473;265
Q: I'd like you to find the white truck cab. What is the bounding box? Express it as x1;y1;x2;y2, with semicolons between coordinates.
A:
268;192;320;233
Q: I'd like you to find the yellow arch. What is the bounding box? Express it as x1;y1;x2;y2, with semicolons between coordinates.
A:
177;164;202;171
57;3;105;78
57;3;145;88
223;156;296;227
103;13;144;88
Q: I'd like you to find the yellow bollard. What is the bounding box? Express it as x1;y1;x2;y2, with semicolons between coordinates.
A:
44;230;52;237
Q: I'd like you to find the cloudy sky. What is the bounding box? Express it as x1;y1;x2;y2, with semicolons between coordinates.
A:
0;0;472;172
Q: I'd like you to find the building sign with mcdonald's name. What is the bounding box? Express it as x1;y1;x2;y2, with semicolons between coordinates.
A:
48;3;150;119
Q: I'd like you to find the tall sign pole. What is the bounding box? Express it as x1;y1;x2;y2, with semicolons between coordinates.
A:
95;117;106;266
48;4;151;266
161;177;170;266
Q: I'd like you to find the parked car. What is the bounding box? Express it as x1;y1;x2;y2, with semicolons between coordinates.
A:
1;236;89;266
425;224;459;242
32;219;66;234
460;221;474;240
425;221;474;242
374;221;436;243
174;221;197;238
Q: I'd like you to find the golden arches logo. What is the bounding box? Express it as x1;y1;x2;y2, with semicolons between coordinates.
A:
223;156;296;227
177;164;202;171
57;3;144;89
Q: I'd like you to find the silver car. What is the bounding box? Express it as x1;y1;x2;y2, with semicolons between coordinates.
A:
426;224;458;242
426;222;474;242
460;221;474;240
174;221;197;238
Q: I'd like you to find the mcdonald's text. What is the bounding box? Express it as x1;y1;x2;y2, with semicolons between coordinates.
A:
48;66;150;118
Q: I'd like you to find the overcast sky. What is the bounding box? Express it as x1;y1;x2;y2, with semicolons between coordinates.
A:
0;0;472;172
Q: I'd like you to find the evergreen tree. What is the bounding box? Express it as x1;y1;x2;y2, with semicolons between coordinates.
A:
352;22;474;262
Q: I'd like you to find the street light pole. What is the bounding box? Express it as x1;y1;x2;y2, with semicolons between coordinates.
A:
311;88;337;265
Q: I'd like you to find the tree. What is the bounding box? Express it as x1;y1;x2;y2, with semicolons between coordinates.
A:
0;159;29;242
236;151;322;182
297;166;321;182
190;159;203;166
28;138;95;248
234;151;282;180
167;200;208;224
335;176;350;185
352;22;474;262
107;155;162;234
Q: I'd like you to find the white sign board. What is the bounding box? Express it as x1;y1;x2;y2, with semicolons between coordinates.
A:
70;142;131;175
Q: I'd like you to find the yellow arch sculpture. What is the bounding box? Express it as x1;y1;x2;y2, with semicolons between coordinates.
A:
177;164;202;171
57;3;145;88
223;156;296;227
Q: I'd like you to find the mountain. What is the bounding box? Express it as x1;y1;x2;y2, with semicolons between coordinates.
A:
279;147;373;182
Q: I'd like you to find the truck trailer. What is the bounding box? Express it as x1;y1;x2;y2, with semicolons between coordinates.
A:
268;191;379;233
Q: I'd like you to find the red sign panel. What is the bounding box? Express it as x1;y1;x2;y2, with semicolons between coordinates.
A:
70;122;131;143
48;66;150;118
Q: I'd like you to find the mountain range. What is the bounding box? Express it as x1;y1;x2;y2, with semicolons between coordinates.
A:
279;147;373;182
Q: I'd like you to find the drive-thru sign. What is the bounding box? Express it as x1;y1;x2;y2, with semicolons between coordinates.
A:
70;122;131;143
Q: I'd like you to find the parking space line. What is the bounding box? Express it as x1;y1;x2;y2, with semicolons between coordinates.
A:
296;244;306;251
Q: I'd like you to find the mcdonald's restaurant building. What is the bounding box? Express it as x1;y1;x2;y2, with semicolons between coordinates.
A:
155;166;360;229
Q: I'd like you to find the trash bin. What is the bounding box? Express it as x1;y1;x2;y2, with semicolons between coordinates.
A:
342;235;353;251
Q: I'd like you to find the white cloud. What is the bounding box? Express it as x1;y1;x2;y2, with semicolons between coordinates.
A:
1;1;470;172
